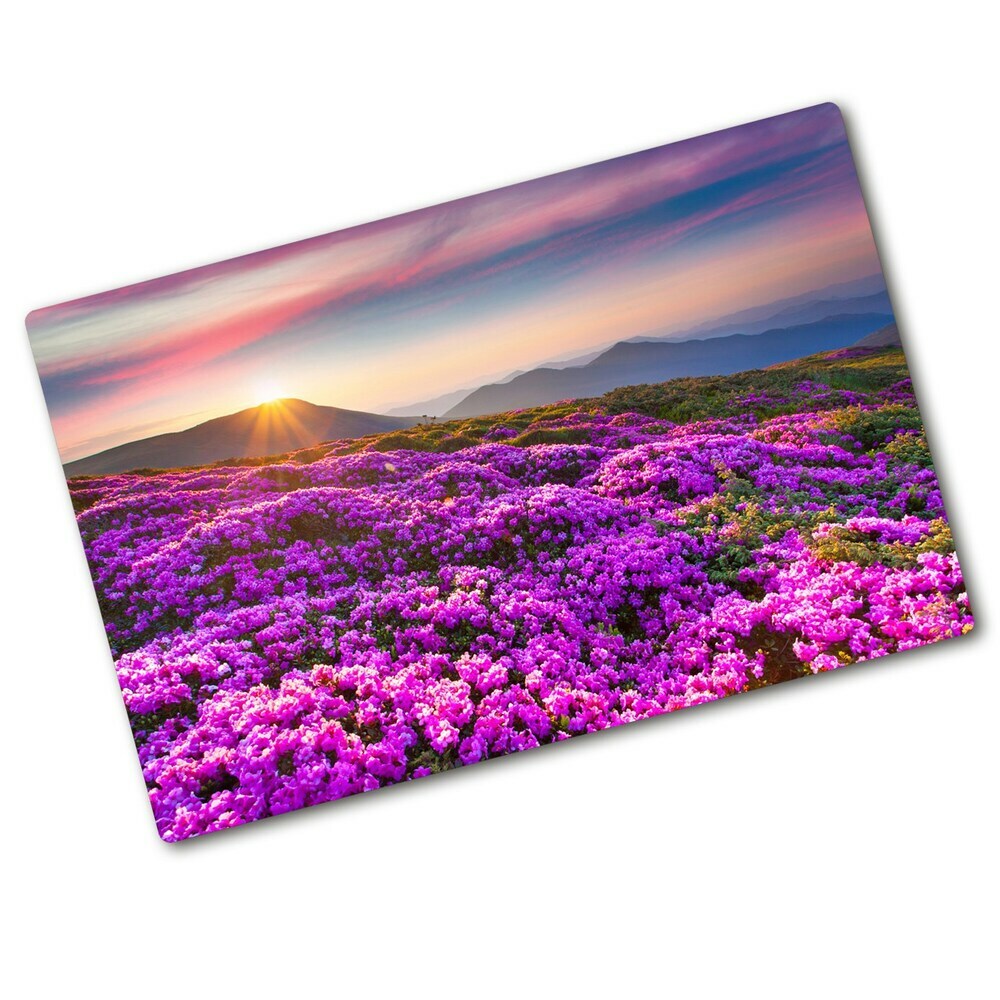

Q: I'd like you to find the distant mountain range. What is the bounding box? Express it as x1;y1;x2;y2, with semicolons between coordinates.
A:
444;311;893;418
386;273;892;418
386;386;478;418
626;290;892;344
386;349;606;417
64;399;417;476
671;271;888;338
67;275;901;477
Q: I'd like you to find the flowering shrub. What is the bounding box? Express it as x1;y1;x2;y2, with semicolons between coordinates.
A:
70;348;972;840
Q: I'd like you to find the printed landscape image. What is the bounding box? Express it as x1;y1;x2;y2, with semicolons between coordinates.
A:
28;104;972;841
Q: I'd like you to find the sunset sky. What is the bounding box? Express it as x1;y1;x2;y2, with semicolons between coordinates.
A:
28;103;884;463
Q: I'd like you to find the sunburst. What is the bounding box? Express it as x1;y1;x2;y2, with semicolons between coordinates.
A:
255;381;284;405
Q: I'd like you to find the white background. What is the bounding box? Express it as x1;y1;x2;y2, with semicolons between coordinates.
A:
2;3;996;997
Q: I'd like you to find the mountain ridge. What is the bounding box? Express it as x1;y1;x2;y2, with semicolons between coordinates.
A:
383;277;888;418
65;398;418;476
444;312;893;418
626;290;892;344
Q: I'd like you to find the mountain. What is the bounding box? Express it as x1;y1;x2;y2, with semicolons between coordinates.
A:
678;272;888;337
386;349;606;417
388;276;891;420
444;312;893;418
854;321;901;348
532;348;606;370
627;290;892;344
386;387;476;417
64;399;419;476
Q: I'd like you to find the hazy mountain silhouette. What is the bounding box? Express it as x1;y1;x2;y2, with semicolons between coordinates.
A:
445;312;893;418
386;387;475;418
677;272;888;337
65;398;418;476
628;290;892;344
388;349;605;417
854;321;901;347
387;276;889;419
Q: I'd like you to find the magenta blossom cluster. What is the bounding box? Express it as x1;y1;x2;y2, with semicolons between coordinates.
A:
72;378;971;841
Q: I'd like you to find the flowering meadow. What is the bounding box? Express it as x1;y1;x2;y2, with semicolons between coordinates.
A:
70;347;972;841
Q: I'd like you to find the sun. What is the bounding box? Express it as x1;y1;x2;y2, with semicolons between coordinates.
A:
255;381;284;405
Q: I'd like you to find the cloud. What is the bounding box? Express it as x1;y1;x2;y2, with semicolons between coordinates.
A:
30;103;878;461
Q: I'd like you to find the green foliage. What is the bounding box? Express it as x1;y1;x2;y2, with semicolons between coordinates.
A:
291;446;331;464
884;430;933;468
737;624;813;688
684;488;822;593
366;432;441;453
358;424;458;453
601;348;909;423
510;426;590;447
810;517;954;568
829;404;923;450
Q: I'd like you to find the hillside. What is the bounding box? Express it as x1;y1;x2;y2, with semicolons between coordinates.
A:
391;345;913;449
68;342;970;843
64;398;418;476
855;321;901;348
444;312;893;418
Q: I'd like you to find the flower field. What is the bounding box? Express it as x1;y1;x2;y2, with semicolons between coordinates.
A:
70;347;972;841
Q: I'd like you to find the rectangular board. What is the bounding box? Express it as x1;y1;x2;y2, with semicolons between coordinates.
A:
26;103;973;841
